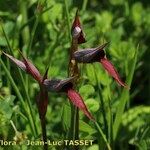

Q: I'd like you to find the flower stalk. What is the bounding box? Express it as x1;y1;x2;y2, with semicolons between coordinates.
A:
68;10;85;148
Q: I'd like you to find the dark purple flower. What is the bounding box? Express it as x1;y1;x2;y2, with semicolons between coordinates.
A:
43;77;95;121
74;43;107;63
73;43;129;88
3;51;49;119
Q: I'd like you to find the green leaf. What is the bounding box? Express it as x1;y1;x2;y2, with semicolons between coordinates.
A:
87;145;99;150
109;0;124;5
95;11;113;33
79;84;95;99
61;103;71;131
86;64;111;86
131;2;144;26
0;95;15;120
85;98;100;113
79;120;97;134
122;106;150;132
113;46;138;140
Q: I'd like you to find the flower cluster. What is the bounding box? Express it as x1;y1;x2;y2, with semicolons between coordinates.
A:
3;10;128;126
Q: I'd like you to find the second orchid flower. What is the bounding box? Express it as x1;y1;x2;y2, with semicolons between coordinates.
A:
73;43;129;88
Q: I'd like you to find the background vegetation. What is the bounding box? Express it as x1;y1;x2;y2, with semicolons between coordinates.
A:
0;0;150;150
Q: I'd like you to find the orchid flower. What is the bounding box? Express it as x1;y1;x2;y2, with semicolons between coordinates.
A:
2;51;48;119
43;77;95;121
73;43;129;88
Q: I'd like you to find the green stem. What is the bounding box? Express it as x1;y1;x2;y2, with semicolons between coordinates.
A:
93;65;108;137
95;122;111;150
0;24;11;90
64;0;72;42
10;120;18;133
19;70;38;135
20;0;30;46
65;3;79;149
20;5;53;32
81;0;88;12
107;85;113;148
26;15;39;55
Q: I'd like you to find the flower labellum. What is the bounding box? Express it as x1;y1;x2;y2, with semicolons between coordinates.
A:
43;77;95;121
100;58;128;88
67;88;95;121
3;51;42;83
73;43;128;88
71;10;86;44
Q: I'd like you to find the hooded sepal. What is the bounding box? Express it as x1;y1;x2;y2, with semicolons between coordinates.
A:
43;76;76;92
3;51;42;83
74;43;108;63
2;52;26;71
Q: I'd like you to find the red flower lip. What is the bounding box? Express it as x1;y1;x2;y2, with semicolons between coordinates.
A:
43;76;76;92
73;43;108;63
71;10;86;44
67;88;95;121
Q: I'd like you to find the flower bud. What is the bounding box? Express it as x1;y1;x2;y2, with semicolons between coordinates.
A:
71;10;86;44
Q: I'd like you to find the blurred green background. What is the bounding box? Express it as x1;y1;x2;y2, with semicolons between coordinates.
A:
0;0;150;150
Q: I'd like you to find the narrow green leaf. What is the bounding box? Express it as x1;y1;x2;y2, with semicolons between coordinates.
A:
113;46;138;140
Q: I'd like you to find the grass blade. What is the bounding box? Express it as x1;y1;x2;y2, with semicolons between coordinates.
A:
113;46;138;140
95;122;111;150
